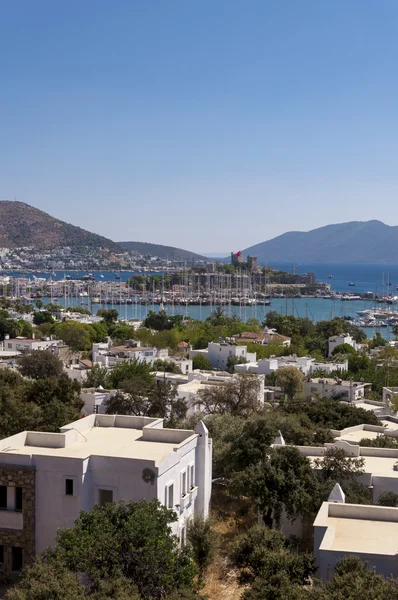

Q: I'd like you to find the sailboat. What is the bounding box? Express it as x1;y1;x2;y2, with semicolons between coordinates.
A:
349;281;355;287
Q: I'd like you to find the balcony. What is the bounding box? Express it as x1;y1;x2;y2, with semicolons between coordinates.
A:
180;493;191;510
0;511;23;530
189;486;198;502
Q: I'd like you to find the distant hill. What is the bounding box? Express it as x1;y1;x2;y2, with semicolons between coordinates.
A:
0;201;121;251
118;241;208;262
241;220;398;262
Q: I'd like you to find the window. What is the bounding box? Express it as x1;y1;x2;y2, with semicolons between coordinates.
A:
12;547;22;572
190;465;195;489
65;479;74;496
0;486;7;510
165;484;174;509
7;343;12;349
15;487;22;511
0;545;4;566
98;489;113;506
181;471;187;497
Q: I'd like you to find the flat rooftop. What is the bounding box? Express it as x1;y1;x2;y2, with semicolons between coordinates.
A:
310;454;398;478
325;516;398;554
333;421;398;444
0;415;197;465
316;503;398;555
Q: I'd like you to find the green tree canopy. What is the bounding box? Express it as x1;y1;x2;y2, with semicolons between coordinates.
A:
18;350;64;380
55;499;197;599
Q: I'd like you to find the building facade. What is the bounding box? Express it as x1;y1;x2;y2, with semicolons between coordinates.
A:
0;415;212;576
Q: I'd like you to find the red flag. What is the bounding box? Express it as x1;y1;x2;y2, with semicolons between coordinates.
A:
236;251;242;257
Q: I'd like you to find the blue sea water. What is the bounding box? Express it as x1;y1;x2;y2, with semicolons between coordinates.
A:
268;261;398;294
4;261;398;293
3;263;398;338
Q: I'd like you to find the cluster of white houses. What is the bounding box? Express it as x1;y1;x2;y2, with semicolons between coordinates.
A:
273;418;398;581
4;328;398;582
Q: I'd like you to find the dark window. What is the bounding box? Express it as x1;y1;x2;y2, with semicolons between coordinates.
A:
65;479;74;496
15;487;22;512
98;489;113;506
12;547;22;572
0;486;7;510
0;546;4;565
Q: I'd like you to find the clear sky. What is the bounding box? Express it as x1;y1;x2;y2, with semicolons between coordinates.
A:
2;0;398;254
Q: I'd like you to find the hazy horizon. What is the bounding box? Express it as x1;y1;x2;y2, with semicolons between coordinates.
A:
2;1;398;252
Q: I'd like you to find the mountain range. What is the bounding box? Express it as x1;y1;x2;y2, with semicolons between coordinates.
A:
0;201;207;261
117;241;207;261
241;220;398;263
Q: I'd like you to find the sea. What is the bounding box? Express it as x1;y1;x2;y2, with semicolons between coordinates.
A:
3;261;398;338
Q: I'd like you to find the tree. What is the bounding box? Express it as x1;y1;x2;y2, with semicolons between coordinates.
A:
331;343;357;356
285;397;381;429
275;367;303;400
321;555;398;600
314;447;365;484
97;308;119;323
230;446;320;528
187;515;218;578
378;491;398;507
55;499;197;599
144;310;183;331
105;379;187;427
192;354;212;370
152;359;182;374
5;556;88;600
33;311;54;325
105;359;153;388
226;355;248;373
19;350;64;380
84;364;109;388
53;321;92;351
195;373;262;416
231;525;315;585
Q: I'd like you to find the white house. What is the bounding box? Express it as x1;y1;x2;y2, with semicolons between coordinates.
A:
92;340;168;368
328;334;357;357
235;356;347;377
302;377;370;402
292;439;398;502
233;329;291;348
0;415;212;576
3;336;62;353
80;387;117;415
314;501;398;581
154;370;265;416
190;340;256;371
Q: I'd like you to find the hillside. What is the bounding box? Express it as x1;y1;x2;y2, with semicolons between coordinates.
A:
241;220;398;262
118;241;208;262
0;201;121;251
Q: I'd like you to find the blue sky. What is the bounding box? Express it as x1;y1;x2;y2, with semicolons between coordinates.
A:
2;0;398;253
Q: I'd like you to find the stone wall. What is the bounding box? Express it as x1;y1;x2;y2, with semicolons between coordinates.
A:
0;464;35;577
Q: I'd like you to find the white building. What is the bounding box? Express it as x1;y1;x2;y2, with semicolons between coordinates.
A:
154;370;265;416
302;377;370;402
314;501;398;581
328;334;357;357
80;387;117;415
293;439;398;502
190;340;256;371
92;340;168;367
235;356;347;377
0;415;212;576
233;329;291;347
2;336;62;353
